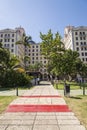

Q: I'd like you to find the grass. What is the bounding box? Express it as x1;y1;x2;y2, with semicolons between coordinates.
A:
64;95;87;129
54;80;87;90
0;96;17;114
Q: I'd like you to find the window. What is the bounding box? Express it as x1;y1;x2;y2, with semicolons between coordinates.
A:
86;58;87;61
5;34;7;37
32;57;34;60
32;49;34;52
76;47;79;51
12;39;14;42
83;37;86;40
12;44;14;47
32;53;34;56
80;37;82;40
12;34;14;37
44;69;46;72
84;42;86;45
36;49;38;52
82;58;84;61
36;57;38;60
76;42;78;45
80;32;82;35
85;52;87;56
80;42;83;45
8;39;10;42
4;44;6;47
75;32;78;35
8;34;10;37
1;34;3;37
29;49;31;52
83;32;85;35
36;53;38;56
4;39;7;42
7;44;9;47
81;47;83;50
85;47;87;50
11;49;14;52
76;37;78;40
44;61;46;63
36;45;38;48
82;52;84;56
32;61;34;64
29;53;30;56
32;46;34;48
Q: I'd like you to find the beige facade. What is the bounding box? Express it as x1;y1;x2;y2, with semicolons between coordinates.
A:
0;27;25;66
64;26;87;63
25;41;48;80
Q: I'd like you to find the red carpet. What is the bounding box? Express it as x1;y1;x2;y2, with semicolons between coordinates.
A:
6;105;71;112
20;95;61;98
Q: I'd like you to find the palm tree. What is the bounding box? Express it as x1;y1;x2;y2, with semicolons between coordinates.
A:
16;33;32;70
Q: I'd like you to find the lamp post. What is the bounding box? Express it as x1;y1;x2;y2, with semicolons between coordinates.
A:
16;86;18;96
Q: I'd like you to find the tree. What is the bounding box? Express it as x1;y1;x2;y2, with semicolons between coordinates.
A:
16;33;32;69
28;62;43;72
40;30;86;83
0;42;10;67
40;30;65;79
0;42;31;88
40;30;65;59
60;49;82;81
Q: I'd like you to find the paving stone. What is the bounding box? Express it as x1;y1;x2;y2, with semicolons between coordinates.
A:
0;119;13;125
1;115;35;120
59;125;86;130
37;112;55;116
11;119;34;125
0;82;86;130
34;119;57;125
0;125;8;130
33;125;59;130
51;98;66;105
36;115;56;119
56;115;78;120
57;119;80;125
55;112;74;116
6;125;32;130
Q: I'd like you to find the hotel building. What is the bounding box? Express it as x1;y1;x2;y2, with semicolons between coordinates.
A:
25;41;48;80
0;27;25;66
64;26;87;63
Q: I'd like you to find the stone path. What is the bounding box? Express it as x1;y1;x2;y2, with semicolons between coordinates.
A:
0;81;86;130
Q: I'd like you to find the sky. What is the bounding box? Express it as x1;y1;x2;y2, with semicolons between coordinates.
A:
0;0;87;42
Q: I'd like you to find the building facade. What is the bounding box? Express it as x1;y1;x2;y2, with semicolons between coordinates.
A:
25;41;48;80
0;27;25;66
64;26;87;63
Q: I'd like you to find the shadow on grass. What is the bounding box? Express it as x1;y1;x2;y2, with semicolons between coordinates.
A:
69;96;82;99
0;87;14;91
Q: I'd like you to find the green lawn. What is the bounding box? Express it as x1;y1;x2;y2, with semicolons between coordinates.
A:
54;81;87;90
0;96;17;114
64;95;87;130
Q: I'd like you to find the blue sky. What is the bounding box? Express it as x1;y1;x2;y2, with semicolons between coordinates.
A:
0;0;87;42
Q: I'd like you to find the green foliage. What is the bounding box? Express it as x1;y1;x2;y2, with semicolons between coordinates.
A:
28;62;43;72
0;70;31;87
0;42;32;88
16;34;32;70
40;30;87;81
40;29;65;76
40;30;64;59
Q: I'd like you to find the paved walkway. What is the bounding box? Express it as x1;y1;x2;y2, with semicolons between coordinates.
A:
0;81;86;130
